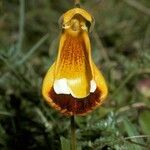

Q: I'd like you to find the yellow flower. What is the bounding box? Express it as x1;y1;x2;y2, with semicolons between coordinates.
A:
42;8;108;116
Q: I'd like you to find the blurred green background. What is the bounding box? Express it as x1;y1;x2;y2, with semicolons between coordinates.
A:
0;0;150;150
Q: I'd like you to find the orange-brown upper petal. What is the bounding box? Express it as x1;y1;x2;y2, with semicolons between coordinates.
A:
54;31;92;98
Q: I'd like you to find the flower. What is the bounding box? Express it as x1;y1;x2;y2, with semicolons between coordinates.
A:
42;8;108;116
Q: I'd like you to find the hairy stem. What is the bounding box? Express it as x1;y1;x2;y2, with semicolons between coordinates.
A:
74;0;80;7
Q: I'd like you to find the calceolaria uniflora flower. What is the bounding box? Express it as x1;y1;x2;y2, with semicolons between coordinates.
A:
42;8;108;116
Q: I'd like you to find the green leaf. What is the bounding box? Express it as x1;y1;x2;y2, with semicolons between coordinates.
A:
139;110;150;134
60;136;70;150
0;110;14;117
17;34;49;65
123;117;144;150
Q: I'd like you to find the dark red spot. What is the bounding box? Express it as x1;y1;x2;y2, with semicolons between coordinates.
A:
48;88;101;115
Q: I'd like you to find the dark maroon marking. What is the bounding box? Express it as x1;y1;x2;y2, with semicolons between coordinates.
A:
48;88;101;115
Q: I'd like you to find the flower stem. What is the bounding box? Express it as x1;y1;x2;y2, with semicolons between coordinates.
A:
74;0;80;4
74;0;80;7
71;116;76;150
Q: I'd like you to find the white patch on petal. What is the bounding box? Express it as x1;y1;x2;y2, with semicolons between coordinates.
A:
54;78;97;96
54;78;70;94
90;80;97;93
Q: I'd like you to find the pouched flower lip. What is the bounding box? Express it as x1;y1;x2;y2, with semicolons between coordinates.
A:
42;8;108;116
